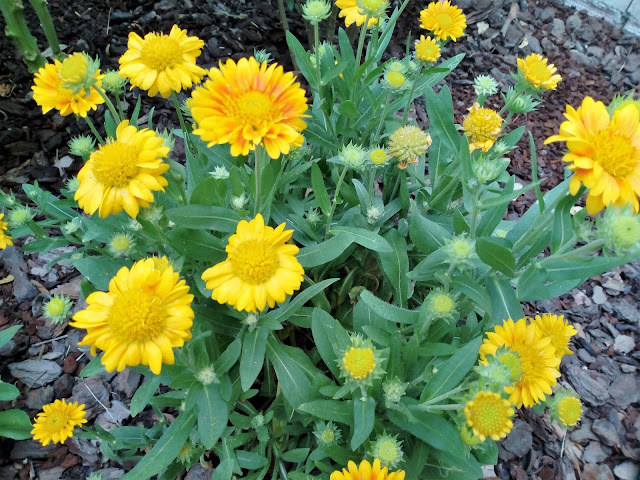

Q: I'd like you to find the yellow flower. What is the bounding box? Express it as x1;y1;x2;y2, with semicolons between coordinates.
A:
388;125;432;169
517;53;562;91
343;347;375;379
480;318;561;407
419;1;467;42
330;459;405;480
415;35;441;63
75;120;170;218
32;58;104;117
556;396;582;427
545;97;640;214
464;391;514;441
201;214;304;313
462;103;503;152
530;313;577;358
189;57;308;159
31;399;87;446
118;25;207;98
386;71;405;89
70;257;194;374
335;0;379;28
369;148;387;165
0;213;13;249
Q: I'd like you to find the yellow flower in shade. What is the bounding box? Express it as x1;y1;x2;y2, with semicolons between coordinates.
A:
545;97;640;214
415;35;441;63
419;1;467;42
480;318;561;407
189;57;308;159
70;257;194;374
388;125;432;169
556;396;582;427
74;120;170;218
118;25;207;98
517;53;562;91
462;103;503;152
530;313;577;358
464;391;514;441
330;459;405;480
201;214;304;313
335;0;379;28
31;399;87;446
32;58;104;117
0;213;13;249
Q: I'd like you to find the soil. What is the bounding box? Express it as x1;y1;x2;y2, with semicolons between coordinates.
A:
0;0;639;479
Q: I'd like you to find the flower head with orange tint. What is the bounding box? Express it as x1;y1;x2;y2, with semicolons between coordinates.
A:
0;213;13;249
545;97;640;214
517;53;562;91
31;399;87;446
330;459;405;480
189;57;308;159
74;120;170;218
70;257;194;374
462;103;502;152
118;25;207;98
419;1;466;42
335;0;379;28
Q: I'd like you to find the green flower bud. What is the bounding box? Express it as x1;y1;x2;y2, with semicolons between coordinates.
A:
368;433;404;469
68;135;96;158
302;0;331;24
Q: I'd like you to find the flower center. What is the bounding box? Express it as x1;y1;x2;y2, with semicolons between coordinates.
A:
48;412;65;428
59;53;89;88
590;128;638;177
377;440;399;463
140;36;182;71
233;91;278;128
320;429;335;444
465;111;502;142
343;347;375;379
558;397;582;425
47;299;67;317
107;289;167;342
92;142;141;188
229;239;279;284
470;397;507;436
433;294;454;314
528;61;551;82
435;13;454;30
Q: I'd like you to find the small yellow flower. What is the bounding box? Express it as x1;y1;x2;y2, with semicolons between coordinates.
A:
530;313;577;358
57;53;90;91
415;35;441;63
419;1;467;42
330;458;405;480
388;125;432;169
517;53;562;91
118;25;207;98
108;233;135;258
369;148;388;165
462;103;503;152
386;71;405;89
556;396;582;427
0;213;13;249
343;347;376;379
335;0;379;28
31;399;87;446
464;391;514;441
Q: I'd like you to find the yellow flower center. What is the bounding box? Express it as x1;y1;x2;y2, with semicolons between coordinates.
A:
229;239;279;284
47;412;65;428
590;128;638;177
59;53;89;87
450;238;472;259
467;393;511;438
47;299;67;317
93;142;141;188
557;396;582;426
433;294;454;314
463;108;502;144
497;351;522;382
140;36;182;71
369;148;387;165
320;429;335;444
435;13;454;30
233;91;278;129
387;72;405;88
376;439;400;464
343;347;375;379
107;290;167;342
111;235;131;252
610;215;640;247
527;60;552;83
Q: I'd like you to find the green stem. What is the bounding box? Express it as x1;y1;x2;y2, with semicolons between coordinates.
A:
115;91;125;120
417;385;465;407
171;91;193;155
401;64;424;124
540;239;605;265
313;21;321;88
94;86;120;123
389;169;403;202
410;403;464;412
28;0;62;58
325;165;348;238
254;144;266;217
354;15;371;67
367;166;377;204
374;90;392;141
84;116;104;144
276;0;298;72
0;0;45;71
469;188;481;239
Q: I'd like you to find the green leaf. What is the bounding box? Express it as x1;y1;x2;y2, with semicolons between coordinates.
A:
375;229;409;307
550;194;577;253
240;327;269;391
0;383;19;401
214;338;242;375
297;233;354;268
475;237;516;277
358;290;419;325
487;277;524;324
166;228;226;263
311;308;350;379
407;250;448;281
0;325;21;349
424;86;460;155
236;450;268;470
286;32;317;89
422;448;483;480
450;274;490;313
122;411;197;480
387;410;464;455
73;257;129;291
298;400;353;426
409;207;451;255
331;226;393;253
263;278;339;324
311;162;331;215
351;397;375;450
281;448;310;463
130;376;162;417
0;409;32;440
165;205;240;232
266;337;312;409
195;384;228;449
79;353;106;378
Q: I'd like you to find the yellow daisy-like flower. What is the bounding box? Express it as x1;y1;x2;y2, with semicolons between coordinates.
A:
556;396;582;427
31;399;87;446
70;257;194;375
462;103;503;152
330;459;405;480
530;313;577;358
118;25;207;98
0;213;13;249
343;347;375;379
74;120;170;218
480;318;561;407
201;214;304;313
335;0;379;28
388;125;432;169
517;53;562;91
415;35;441;63
545;97;640;214
419;1;467;42
189;57;308;159
32;58;104;117
464;391;514;441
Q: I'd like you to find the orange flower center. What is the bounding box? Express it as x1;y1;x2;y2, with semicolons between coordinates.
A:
93;142;141;187
591;128;638;177
140;36;182;71
229;239;279;284
107;289;167;341
232;91;279;129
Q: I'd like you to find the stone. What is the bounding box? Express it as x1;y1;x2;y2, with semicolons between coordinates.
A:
551;18;566;41
613;461;640;480
577;25;596;43
583;442;609;464
185;464;214;480
592;418;621;447
502;419;533;457
592;286;607;305
566;13;582;31
577;348;596;363
540;6;556;22
612;299;640;325
95;400;130;430
571;423;598;443
112;369;141;399
0;465;19;480
71;377;110;418
613;335;635;354
0;247;38;302
9;359;62;388
62;356;77;375
53;374;75;398
35;467;65;480
90;469;125;480
620;363;636;373
565;363;610;406
10;440;57;459
524;34;542;54
68;436;99;464
25;385;54;410
583;464;614;480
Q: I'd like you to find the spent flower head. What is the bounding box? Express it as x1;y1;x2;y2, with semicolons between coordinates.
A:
62;218;81;235
462;103;502;152
598;207;640;254
195;365;219;385
42;294;73;325
0;191;17;208
231;193;249;211
68;135;96;158
382;378;408;405
388;125;432;169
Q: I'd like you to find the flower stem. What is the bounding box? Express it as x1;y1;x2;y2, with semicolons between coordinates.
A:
402;64;423;124
354;16;370;67
374;90;392;141
325;165;348;238
84;116;104;144
254;144;266;217
115;91;125;120
313;21;321;88
28;0;62;58
541;239;606;265
94;86;121;123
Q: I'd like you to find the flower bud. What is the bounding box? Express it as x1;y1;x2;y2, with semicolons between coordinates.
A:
473;75;499;97
209;166;230;180
368;433;404;469
356;0;388;18
339;142;367;170
42;294;73;325
58;52;100;95
108;233;134;258
503;88;539;114
68;135;96;158
231;193;248;211
195;366;219;385
302;0;331;24
598;207;640;254
366;206;383;224
8;206;34;227
382;378;407;405
313;421;341;446
101;69;127;93
253;49;272;64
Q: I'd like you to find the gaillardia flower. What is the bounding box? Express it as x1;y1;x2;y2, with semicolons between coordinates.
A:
201;214;304;312
545;97;640;214
75;120;170;218
414;35;441;63
339;334;385;385
551;393;582;428
530;313;577;358
32;55;104;117
517;53;562;91
189;57;308;159
462;103;503;152
464;391;514;441
419;1;467;42
335;0;379;28
70;257;194;374
480;318;561;407
0;213;13;249
118;25;207;98
388;125;432;169
31;399;87;446
330;459;405;480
